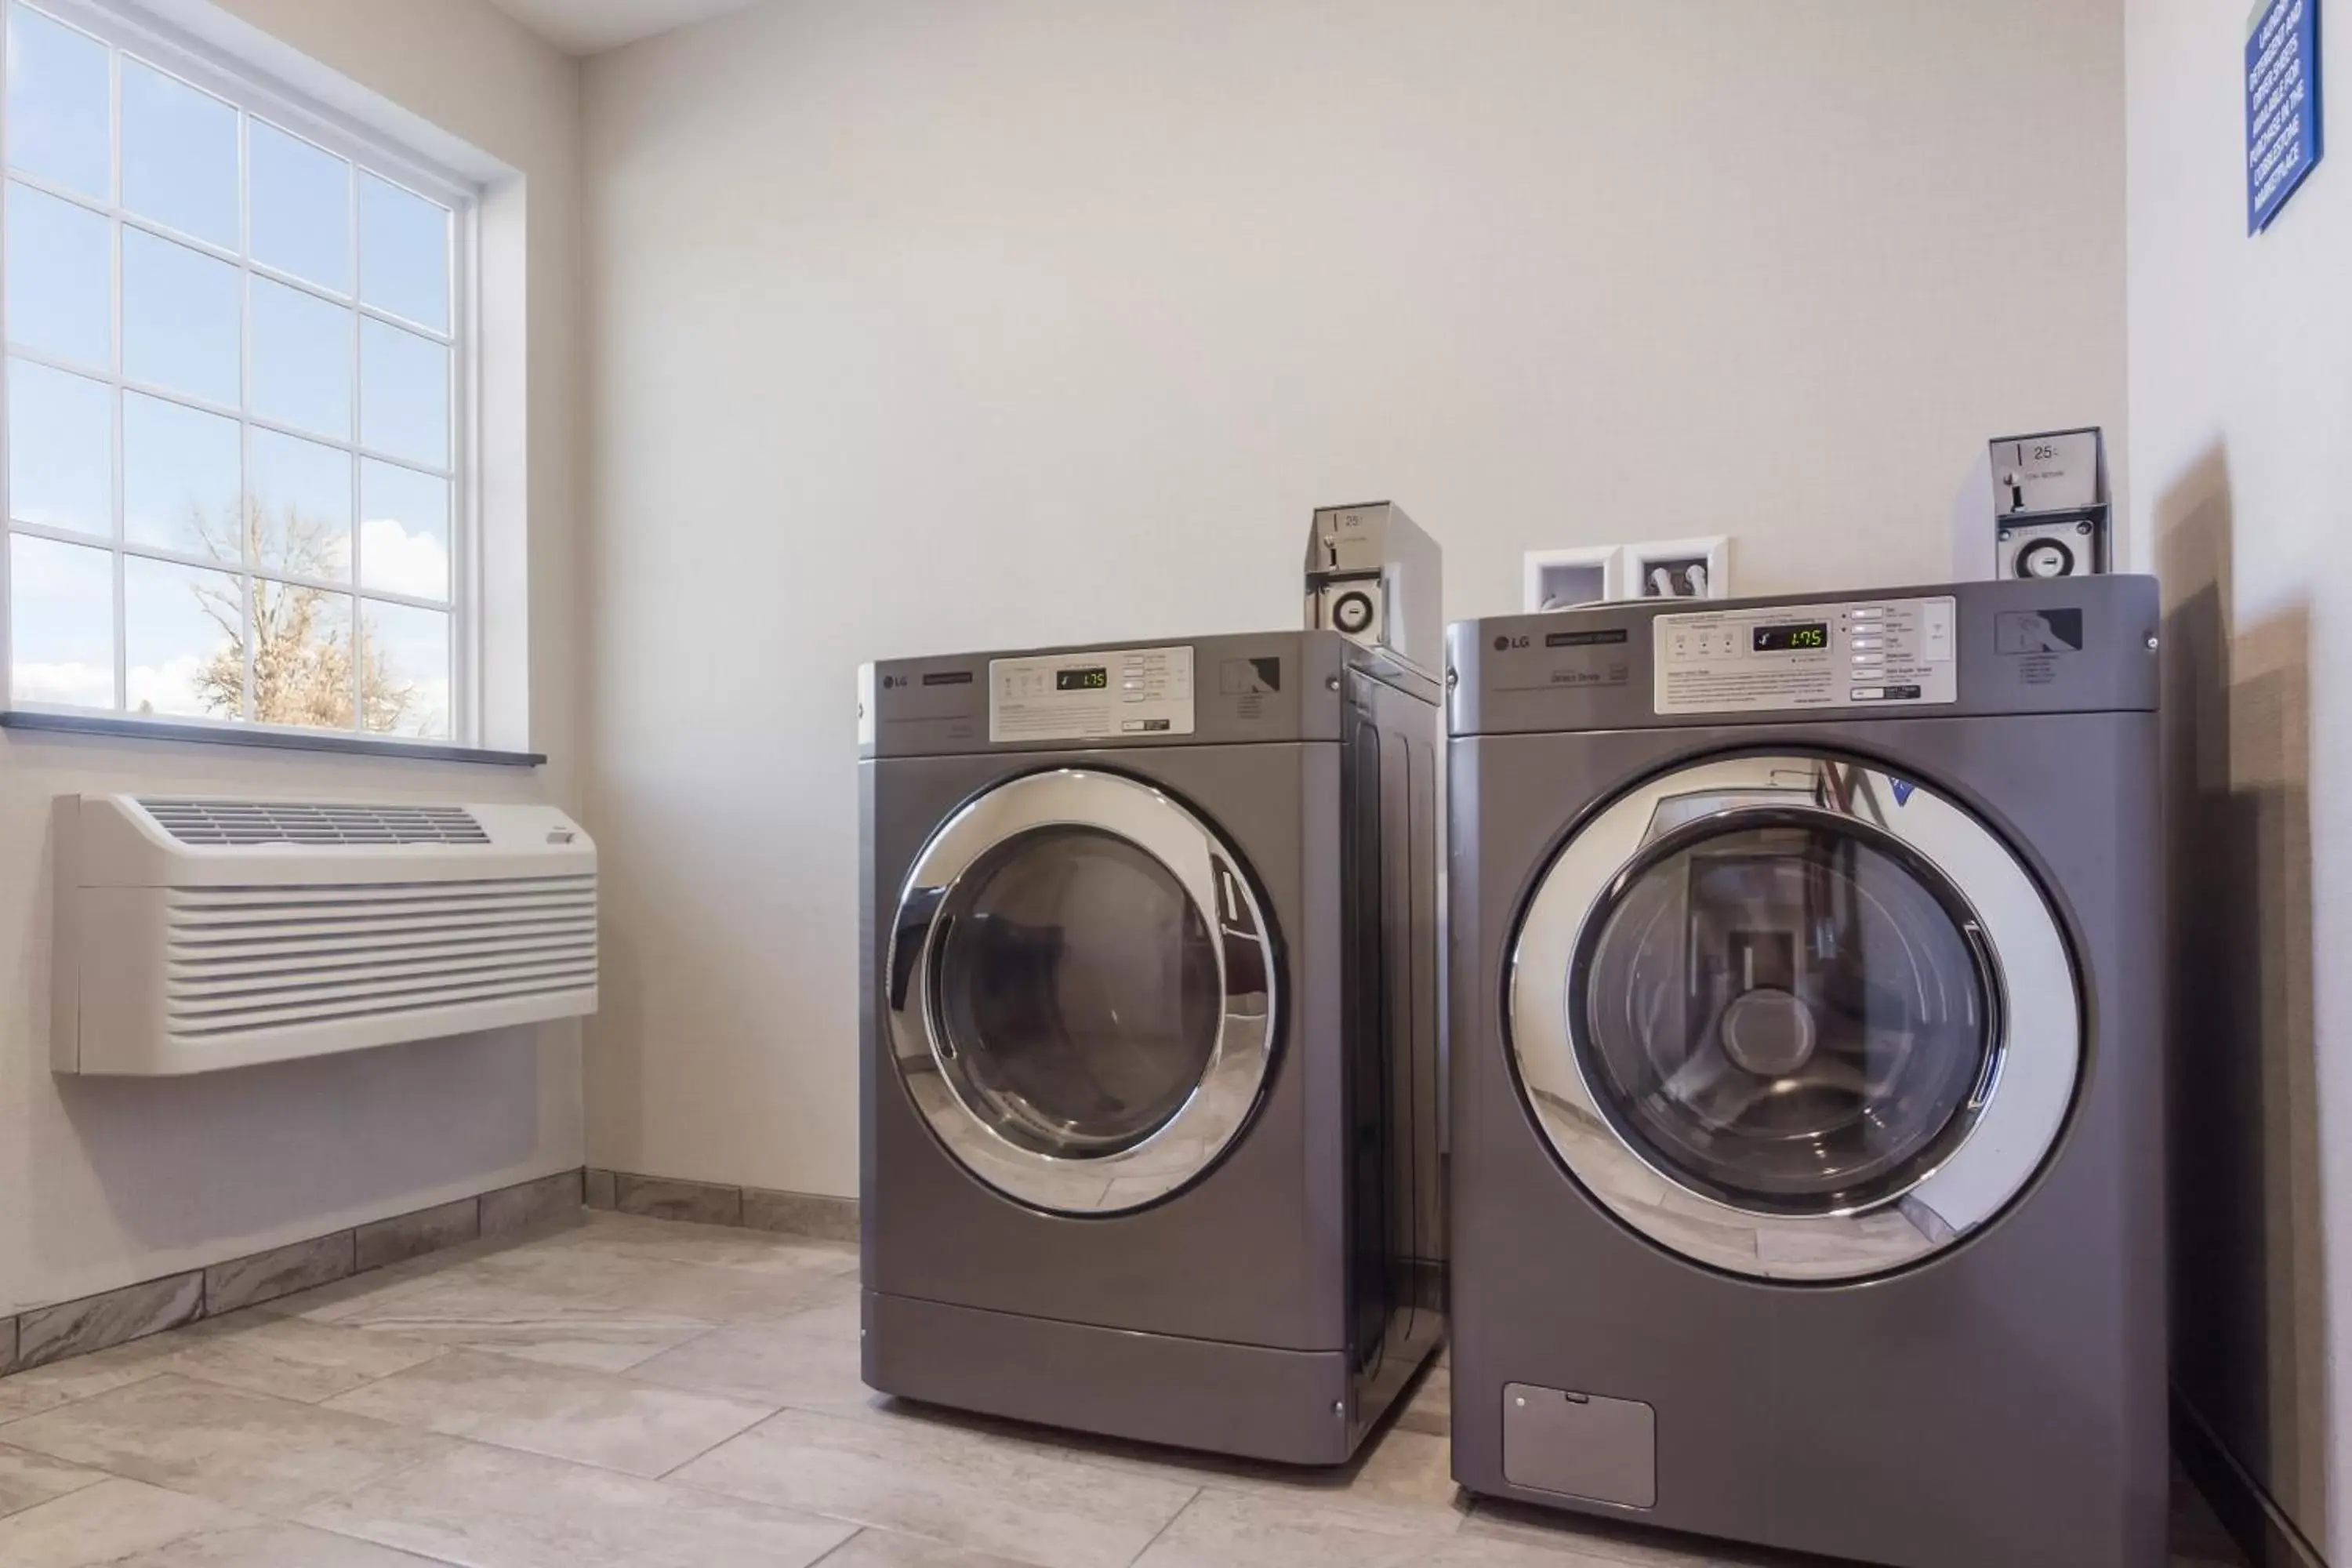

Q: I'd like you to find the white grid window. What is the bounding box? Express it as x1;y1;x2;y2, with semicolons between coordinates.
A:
2;0;474;742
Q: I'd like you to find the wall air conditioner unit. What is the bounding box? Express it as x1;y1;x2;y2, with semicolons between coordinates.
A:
52;796;597;1076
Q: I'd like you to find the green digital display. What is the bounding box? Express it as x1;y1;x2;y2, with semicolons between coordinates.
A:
1057;667;1110;691
1753;622;1830;653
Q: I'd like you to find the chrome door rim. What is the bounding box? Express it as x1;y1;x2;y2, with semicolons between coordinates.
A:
1509;753;2080;1282
888;768;1279;1215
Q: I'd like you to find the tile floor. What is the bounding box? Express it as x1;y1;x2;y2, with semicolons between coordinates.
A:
0;1212;2249;1568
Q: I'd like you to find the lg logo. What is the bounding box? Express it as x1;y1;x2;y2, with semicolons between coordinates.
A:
1493;634;1530;652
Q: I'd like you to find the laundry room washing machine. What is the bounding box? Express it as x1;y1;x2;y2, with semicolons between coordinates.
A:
858;630;1443;1463
1445;577;2165;1568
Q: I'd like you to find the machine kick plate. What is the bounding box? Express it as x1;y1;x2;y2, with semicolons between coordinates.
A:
1501;1383;1657;1509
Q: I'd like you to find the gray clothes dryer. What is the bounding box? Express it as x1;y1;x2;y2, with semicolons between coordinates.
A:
859;630;1443;1464
1446;578;2165;1568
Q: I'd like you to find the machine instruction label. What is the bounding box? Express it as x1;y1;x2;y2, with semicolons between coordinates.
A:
1653;597;1957;717
989;647;1196;742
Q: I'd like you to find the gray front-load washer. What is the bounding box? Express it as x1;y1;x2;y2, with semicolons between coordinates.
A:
859;630;1443;1464
1446;577;2165;1567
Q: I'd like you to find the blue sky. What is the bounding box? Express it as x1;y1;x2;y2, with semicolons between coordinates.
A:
4;0;454;735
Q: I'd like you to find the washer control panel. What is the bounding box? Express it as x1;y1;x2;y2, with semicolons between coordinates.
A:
1653;596;1957;715
989;646;1196;742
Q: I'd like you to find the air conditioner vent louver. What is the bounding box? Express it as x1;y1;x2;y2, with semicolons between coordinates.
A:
164;877;597;1038
138;799;491;847
55;796;596;1075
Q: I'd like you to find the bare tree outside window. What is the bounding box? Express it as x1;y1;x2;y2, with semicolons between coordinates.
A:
180;497;417;731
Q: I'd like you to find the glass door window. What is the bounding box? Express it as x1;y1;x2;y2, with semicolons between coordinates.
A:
1510;755;2081;1282
933;826;1222;1158
888;768;1279;1216
1575;818;1994;1216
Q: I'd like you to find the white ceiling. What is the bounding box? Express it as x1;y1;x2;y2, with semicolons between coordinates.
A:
488;0;760;56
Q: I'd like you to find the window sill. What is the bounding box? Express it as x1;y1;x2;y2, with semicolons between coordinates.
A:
0;710;544;767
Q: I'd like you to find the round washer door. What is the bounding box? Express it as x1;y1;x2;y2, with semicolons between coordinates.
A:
1510;753;2079;1282
887;768;1279;1215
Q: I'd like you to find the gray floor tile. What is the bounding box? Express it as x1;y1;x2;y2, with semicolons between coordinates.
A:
322;1347;775;1477
304;1263;713;1374
1130;1485;1463;1568
408;1228;856;1326
0;1345;176;1424
555;1212;861;1279
0;1374;454;1517
627;1294;873;1415
1459;1498;1802;1567
997;1406;1462;1526
82;1310;449;1406
0;1477;263;1566
106;1520;454;1566
299;1439;855;1568
1397;1363;1450;1436
0;1442;106;1519
0;1214;2242;1568
673;1405;1200;1568
815;1526;1051;1567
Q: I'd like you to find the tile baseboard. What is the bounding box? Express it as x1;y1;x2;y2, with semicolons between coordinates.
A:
0;1169;586;1377
586;1167;858;1243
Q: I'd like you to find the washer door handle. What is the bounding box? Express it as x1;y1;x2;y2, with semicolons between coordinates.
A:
887;884;946;1011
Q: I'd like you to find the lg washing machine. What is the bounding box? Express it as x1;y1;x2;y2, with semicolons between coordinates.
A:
1446;577;2165;1567
858;630;1443;1463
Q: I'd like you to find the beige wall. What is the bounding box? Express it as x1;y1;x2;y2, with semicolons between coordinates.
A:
0;0;586;1314
2128;0;2348;1558
579;0;2126;1197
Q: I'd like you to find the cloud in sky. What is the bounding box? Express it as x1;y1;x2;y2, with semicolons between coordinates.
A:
358;514;448;601
13;660;112;709
127;652;210;717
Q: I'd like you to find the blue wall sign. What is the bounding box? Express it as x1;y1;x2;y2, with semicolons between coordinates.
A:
2248;0;2323;233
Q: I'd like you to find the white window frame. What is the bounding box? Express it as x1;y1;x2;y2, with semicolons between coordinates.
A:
0;0;483;749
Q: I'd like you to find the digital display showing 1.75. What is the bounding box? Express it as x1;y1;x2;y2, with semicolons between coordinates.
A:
1752;622;1830;653
1057;667;1110;691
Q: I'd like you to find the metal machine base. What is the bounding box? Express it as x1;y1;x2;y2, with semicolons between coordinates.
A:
863;1290;1435;1466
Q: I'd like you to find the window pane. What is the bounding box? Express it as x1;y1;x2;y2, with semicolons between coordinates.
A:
361;597;447;738
249;427;350;582
6;4;110;201
359;317;448;468
125;390;239;557
249;121;350;292
251;275;352;438
6;180;111;367
125;553;241;719
120;59;238;249
251;579;352;729
9;358;110;535
9;532;113;707
358;172;448;331
122;227;241;405
359;459;448;601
